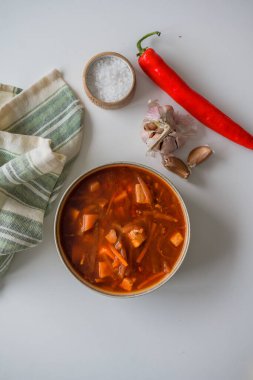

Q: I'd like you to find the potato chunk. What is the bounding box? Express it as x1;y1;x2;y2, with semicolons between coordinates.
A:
105;229;117;244
81;214;98;232
89;181;100;192
120;277;134;291
98;261;112;278
128;227;146;248
170;232;184;247
135;184;149;204
69;208;80;222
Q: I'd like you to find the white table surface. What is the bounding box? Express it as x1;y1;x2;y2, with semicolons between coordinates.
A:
1;1;253;379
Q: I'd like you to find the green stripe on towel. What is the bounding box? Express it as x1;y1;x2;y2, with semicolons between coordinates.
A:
0;69;84;274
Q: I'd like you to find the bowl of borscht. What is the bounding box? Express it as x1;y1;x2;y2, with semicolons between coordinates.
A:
55;163;190;297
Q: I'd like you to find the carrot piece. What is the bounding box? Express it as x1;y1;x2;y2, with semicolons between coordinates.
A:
113;190;128;203
170;231;184;247
105;229;117;244
153;212;178;222
95;278;104;283
98;261;112;278
99;245;115;260
120;277;134;291
137;176;152;203
69;207;80;221
81;214;98;232
137;272;165;290
89;181;100;192
108;244;128;267
136;223;157;263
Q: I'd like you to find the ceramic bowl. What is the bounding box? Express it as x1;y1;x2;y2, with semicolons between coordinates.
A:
54;162;190;297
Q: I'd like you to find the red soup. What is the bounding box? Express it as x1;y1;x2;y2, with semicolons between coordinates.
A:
59;165;187;294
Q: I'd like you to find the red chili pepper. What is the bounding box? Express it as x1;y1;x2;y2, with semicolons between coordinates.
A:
137;31;253;150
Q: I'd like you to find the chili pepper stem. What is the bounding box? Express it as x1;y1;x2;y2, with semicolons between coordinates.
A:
137;31;161;56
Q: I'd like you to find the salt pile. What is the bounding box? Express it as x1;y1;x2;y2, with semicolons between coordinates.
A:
86;56;133;102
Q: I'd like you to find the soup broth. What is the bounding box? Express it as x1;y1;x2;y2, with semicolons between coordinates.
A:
60;165;186;293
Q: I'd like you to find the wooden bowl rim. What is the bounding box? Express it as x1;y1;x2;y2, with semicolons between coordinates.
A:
82;51;136;109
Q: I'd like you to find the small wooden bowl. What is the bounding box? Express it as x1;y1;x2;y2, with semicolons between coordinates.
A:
82;52;136;109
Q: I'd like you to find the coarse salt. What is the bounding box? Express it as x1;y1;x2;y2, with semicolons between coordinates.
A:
86;56;133;102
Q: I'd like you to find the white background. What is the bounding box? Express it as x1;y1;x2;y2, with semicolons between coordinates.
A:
1;1;253;379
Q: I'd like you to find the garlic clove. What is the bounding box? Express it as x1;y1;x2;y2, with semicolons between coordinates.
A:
187;146;213;168
144;122;158;131
163;156;190;179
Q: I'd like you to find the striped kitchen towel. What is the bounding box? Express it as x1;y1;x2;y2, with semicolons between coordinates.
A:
0;69;84;275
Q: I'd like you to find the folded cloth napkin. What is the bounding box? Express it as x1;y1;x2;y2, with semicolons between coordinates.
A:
0;69;84;275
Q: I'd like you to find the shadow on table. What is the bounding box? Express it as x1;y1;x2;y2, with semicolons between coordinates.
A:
177;196;235;274
117;197;238;319
147;195;237;301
